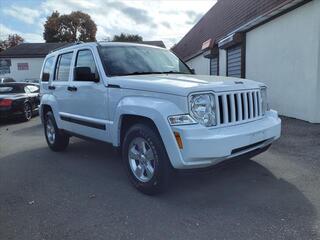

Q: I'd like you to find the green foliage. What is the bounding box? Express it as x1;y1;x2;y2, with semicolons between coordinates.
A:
43;11;97;42
112;33;143;43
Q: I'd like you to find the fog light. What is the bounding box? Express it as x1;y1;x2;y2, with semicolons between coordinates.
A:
168;114;197;126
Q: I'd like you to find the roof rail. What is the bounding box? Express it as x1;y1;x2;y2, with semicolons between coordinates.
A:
50;41;84;53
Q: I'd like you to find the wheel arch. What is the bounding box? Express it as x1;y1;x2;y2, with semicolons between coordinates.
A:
111;96;183;147
40;104;53;122
111;96;186;169
119;114;160;147
40;94;60;127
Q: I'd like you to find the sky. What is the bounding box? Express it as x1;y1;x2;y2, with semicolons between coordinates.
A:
0;0;216;48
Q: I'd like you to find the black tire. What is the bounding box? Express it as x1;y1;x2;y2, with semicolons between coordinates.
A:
21;102;32;121
122;123;172;195
44;111;69;152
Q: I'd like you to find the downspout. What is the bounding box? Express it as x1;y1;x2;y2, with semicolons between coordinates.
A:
317;10;320;123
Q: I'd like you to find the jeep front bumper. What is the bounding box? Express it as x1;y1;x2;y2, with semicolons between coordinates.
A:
168;110;281;169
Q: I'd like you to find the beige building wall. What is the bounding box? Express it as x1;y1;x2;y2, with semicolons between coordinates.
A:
246;1;320;123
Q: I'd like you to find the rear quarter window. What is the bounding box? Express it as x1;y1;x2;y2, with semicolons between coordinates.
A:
42;57;55;82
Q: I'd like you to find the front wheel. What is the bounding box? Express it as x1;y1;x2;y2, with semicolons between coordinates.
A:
44;112;69;152
122;124;172;195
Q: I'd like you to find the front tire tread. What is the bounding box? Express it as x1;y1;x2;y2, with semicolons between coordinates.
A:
122;123;172;195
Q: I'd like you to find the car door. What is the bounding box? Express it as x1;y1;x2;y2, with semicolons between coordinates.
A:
25;84;40;111
49;51;74;131
64;48;109;141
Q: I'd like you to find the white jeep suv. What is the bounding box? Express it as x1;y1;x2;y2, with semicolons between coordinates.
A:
40;42;281;194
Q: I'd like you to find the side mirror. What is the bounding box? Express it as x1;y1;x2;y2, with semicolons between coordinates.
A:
74;67;99;82
190;68;195;74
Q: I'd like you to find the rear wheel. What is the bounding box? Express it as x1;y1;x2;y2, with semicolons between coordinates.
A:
22;102;32;121
44;111;69;151
122;124;172;195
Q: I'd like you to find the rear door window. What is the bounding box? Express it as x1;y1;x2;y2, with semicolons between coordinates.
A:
54;52;73;81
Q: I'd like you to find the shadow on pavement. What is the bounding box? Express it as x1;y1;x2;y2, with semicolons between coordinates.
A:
0;139;318;240
0;115;40;128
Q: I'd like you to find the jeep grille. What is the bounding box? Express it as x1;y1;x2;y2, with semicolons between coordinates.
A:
216;90;262;126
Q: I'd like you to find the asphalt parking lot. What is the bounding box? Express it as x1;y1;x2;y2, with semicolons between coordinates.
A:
0;116;319;240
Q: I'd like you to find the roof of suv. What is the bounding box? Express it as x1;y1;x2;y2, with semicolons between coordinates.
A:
47;42;166;58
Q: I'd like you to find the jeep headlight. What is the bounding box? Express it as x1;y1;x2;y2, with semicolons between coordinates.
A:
260;86;269;114
190;93;216;127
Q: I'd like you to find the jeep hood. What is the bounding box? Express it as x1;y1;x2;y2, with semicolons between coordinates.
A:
109;74;264;96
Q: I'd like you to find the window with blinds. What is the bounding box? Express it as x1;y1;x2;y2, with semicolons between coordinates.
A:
210;57;218;76
227;45;243;78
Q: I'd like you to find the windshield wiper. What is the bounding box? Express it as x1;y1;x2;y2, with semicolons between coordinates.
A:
160;71;186;74
115;71;187;76
117;71;163;76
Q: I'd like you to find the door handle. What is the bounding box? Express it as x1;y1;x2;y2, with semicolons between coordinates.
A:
67;86;77;92
48;85;55;90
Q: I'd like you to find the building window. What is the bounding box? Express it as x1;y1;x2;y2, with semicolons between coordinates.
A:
0;59;11;74
210;56;219;76
226;44;244;78
17;63;29;71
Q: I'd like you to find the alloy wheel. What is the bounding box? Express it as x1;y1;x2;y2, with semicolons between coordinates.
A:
128;137;155;182
46;118;56;144
24;103;32;120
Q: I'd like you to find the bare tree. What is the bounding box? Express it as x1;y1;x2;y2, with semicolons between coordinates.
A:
0;34;24;52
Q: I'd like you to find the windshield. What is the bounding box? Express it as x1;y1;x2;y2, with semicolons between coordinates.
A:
98;45;192;77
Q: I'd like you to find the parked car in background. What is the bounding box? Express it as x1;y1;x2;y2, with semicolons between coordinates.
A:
39;42;281;194
25;78;40;84
0;77;16;84
0;82;40;121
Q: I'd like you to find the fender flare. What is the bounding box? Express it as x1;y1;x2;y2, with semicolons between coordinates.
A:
40;94;61;127
111;96;186;168
112;96;183;145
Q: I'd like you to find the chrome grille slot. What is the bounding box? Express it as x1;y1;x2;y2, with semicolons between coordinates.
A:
248;92;253;119
216;90;262;125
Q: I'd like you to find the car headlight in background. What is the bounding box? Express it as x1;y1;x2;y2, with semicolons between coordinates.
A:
190;93;216;127
260;86;269;114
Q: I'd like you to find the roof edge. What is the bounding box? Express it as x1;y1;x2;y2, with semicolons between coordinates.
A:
0;55;47;59
177;0;311;61
217;0;310;44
